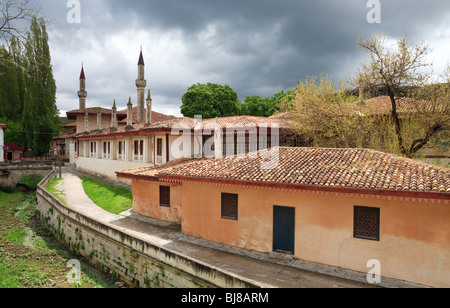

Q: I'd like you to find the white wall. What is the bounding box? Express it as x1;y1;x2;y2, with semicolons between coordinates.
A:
75;156;152;184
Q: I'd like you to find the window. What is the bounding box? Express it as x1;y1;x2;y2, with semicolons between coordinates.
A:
354;206;380;241
117;141;124;160
103;141;111;159
157;138;163;157
134;140;144;161
221;193;238;220
160;186;170;207
90;142;97;158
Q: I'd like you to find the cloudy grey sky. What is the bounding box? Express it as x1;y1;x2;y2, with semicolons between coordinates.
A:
28;0;450;117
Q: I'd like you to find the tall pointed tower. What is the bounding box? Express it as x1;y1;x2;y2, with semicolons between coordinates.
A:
136;47;147;123
78;64;87;110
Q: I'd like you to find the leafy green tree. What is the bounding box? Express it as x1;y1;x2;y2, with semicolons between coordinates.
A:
240;95;277;117
21;17;59;155
0;117;24;146
0;46;21;121
181;83;240;119
290;75;365;148
240;90;295;117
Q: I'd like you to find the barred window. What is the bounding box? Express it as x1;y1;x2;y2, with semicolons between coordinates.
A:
160;186;170;207
354;206;380;241
221;193;238;220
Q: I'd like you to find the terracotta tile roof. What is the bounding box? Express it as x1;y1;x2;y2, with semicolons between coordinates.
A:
118;147;450;195
117;158;195;179
5;143;25;151
352;96;433;117
117;107;172;124
76;113;296;139
66;107;124;121
0;123;6;130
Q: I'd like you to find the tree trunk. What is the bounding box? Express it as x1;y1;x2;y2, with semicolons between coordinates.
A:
386;88;408;156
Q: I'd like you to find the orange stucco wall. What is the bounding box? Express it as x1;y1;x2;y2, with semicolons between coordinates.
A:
179;182;450;288
129;178;450;287
131;179;182;224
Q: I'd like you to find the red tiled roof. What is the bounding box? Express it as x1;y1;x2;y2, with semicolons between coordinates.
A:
0;123;6;130
117;107;172;124
117;147;450;196
352;96;425;116
66;107;125;121
75;114;295;139
5;143;25;151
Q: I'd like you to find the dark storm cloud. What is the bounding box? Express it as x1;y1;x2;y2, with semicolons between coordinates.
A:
28;0;450;116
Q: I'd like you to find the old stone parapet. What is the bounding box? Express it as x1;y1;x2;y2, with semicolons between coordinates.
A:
35;171;266;288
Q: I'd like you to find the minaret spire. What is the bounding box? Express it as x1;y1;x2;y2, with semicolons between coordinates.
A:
136;47;147;123
78;63;87;110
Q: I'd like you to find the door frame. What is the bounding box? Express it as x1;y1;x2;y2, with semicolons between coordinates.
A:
272;205;296;255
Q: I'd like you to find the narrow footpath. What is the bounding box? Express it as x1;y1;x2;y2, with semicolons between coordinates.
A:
51;166;419;288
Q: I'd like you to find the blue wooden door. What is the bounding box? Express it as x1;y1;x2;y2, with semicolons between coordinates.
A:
273;206;295;255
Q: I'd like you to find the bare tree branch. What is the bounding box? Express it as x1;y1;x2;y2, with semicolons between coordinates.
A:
0;0;40;48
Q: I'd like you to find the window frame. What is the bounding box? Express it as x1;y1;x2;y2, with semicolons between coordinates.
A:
221;193;238;221
353;206;380;241
159;185;171;207
90;141;97;158
103;141;111;159
156;138;163;157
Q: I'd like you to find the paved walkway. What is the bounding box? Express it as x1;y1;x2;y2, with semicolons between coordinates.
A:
52;166;422;288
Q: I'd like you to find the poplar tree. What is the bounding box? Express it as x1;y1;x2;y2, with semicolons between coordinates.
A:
0;45;21;120
21;16;59;156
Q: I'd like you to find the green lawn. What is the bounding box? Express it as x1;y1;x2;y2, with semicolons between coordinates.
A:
80;177;132;215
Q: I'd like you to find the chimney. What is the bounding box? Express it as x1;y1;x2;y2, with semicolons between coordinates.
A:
111;100;118;131
214;118;223;160
96;109;102;130
125;97;134;131
146;89;152;125
84;112;89;132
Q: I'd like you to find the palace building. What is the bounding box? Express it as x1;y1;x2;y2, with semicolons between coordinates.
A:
67;50;302;182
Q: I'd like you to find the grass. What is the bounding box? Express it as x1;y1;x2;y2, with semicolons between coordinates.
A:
0;189;115;288
45;178;67;205
80;177;132;215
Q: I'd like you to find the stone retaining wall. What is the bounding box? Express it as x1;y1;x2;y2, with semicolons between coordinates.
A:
36;171;262;288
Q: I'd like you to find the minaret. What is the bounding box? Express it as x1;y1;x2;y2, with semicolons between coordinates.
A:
78;64;87;110
136;47;147;123
146;89;152;125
